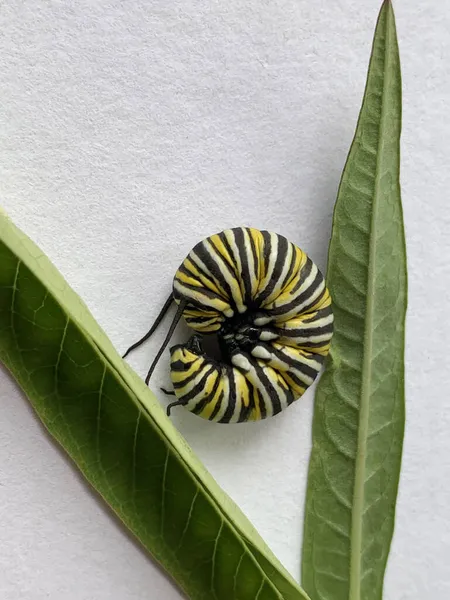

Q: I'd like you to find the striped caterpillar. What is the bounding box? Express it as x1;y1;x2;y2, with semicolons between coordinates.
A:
123;227;333;423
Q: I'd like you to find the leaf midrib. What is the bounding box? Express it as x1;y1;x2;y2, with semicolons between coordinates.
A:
348;5;392;600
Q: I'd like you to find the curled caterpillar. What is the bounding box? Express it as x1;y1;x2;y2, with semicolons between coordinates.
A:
123;227;333;423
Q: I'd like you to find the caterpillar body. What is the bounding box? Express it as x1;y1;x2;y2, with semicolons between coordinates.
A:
123;227;333;423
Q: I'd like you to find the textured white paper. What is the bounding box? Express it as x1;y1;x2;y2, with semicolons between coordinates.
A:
0;1;449;598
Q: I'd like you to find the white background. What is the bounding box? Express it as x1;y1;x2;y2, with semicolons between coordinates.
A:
0;1;448;598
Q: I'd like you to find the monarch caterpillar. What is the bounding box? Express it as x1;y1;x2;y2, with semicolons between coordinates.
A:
123;227;333;423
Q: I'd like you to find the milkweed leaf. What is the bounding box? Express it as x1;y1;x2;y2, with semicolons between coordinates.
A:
0;211;311;600
301;2;406;600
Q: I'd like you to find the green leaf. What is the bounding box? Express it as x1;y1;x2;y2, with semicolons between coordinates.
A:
301;2;406;600
0;208;311;600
